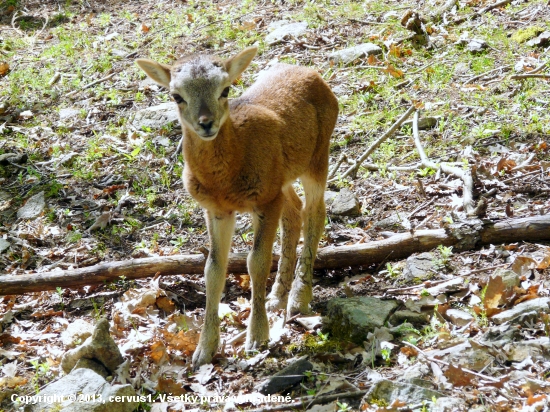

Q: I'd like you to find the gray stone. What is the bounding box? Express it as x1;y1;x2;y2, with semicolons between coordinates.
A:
59;108;80;120
329;43;382;65
324;297;399;344
265;21;308;45
504;337;550;362
446;309;474;327
402;252;436;281
17;191;45;220
74;358;109;378
0;238;9;253
364;379;442;406
402;116;440;130
374;212;411;231
445;348;495;372
399;362;430;382
388;310;429;327
62;318;124;374
29;367;137;412
324;190;338;206
432;397;467;412
256;356;313;394
61;318;95;347
132;102;179;130
491;297;550;325
0;152;27;165
467;38;487;52
330;188;361;216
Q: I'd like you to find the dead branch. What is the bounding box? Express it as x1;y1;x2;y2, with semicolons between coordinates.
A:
412;111;478;215
247;390;368;412
328;105;416;183
510;73;550;80
1;215;549;295
65;72;118;97
450;0;513;25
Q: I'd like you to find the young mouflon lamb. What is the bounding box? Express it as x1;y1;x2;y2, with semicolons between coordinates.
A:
136;47;338;367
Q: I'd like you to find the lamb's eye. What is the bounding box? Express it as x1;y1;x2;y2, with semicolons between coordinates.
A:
220;87;230;98
172;94;185;104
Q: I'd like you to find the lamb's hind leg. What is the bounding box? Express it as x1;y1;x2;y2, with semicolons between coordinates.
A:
287;175;326;316
192;210;235;368
267;186;302;311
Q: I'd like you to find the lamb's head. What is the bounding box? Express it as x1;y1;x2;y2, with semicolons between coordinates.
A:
136;47;257;140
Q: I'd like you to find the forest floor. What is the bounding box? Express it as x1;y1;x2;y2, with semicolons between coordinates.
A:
1;0;550;411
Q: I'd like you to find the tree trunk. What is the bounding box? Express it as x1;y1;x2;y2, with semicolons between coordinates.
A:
1;215;549;295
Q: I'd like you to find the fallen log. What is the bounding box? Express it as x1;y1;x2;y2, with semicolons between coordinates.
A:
1;215;549;295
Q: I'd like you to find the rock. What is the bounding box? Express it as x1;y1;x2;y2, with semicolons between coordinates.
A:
388;310;430;327
29;367;137;412
402;116;440;130
295;316;322;331
324;190;338;206
0;238;9;253
527;31;550;47
61;318;95;347
256;356;313;394
432;397;467;412
402;252;436;281
446;309;474;327
132;102;179;130
363;379;442;407
478;324;520;347
74;358;109;378
445;348;495;371
374;212;411;231
0;152;28;165
399;362;430;382
59;108;80;120
491;297;550;325
17;191;45;220
324;297;399;344
503;337;550;362
330;188;361;216
467;38;487;52
265;21;308;45
329;43;382;65
62;318;124;375
511;26;545;43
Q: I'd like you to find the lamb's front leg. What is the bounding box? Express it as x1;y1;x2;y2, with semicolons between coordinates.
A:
246;197;283;350
192;210;235;368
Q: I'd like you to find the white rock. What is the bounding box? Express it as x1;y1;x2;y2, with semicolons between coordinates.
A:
17;191;45;220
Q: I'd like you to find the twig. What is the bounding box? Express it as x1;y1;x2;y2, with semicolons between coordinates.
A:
511;153;536;172
246;390;368;412
501;168;542;184
463;65;511;85
328;105;416;182
412;111;477;215
401;341;501;382
510;73;550;80
328;153;348;179
65;72;118;97
450;0;513;25
523;61;548;75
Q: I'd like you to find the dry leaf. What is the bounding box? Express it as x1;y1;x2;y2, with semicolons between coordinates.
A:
149;341;168;365
383;64;404;78
156;296;176;313
484;275;504;309
0;62;9;77
157;377;187;395
444;364;473;387
511;255;536;276
400;346;418;357
141;23;150;33
496;157;517;173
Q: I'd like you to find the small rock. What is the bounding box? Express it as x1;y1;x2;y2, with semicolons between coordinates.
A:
62;318;124;374
17;191;45;220
478;324;520;347
432;397;467;412
330;188;361;216
132;102;179;130
374;212;411;231
527;31;550;47
265;21;308;45
402;116;440;130
256;356;313;394
324;190;338;206
0;152;27;165
446;348;495;371
324;297;399;344
511;26;545;43
504;337;550;362
295;316;322;331
446;309;474;327
29;367;137;412
363;379;442;407
328;43;382;65
0;238;9;253
399;362;430;382
74;358;109;378
491;297;550;325
389;310;430;327
467;38;488;52
61;319;95;347
59;108;80;120
402;252;436;281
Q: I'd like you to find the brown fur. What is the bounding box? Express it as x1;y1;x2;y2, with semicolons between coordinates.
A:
136;48;338;367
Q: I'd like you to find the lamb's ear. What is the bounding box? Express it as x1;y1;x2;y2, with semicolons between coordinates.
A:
135;59;172;88
224;47;257;83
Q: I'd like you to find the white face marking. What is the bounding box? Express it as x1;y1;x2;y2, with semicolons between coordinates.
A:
171;56;228;89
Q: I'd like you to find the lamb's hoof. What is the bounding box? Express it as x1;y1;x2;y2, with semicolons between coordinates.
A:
286;299;311;318
266;294;287;312
192;344;215;370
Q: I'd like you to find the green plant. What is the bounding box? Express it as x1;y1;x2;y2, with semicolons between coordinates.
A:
55;287;65;310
